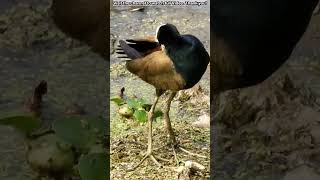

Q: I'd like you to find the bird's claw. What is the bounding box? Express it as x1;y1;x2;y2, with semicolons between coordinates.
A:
126;152;164;172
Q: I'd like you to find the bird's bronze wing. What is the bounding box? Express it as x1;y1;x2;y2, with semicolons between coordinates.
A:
125;41;186;91
117;37;186;91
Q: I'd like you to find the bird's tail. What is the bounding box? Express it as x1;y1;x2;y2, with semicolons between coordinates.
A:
116;40;142;60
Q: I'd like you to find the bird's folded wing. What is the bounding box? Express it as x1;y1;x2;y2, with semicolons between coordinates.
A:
126;50;186;91
116;36;161;58
126;50;173;76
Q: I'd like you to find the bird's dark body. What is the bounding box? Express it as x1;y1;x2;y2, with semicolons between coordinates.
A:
166;35;210;89
212;0;319;92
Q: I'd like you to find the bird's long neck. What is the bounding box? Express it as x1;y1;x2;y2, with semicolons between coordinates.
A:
163;38;185;66
163;36;184;48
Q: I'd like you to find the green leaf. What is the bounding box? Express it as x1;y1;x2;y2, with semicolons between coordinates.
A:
86;116;106;138
53;116;104;152
127;99;142;110
0;115;40;134
133;110;147;123
78;153;108;180
110;96;124;106
53;117;90;151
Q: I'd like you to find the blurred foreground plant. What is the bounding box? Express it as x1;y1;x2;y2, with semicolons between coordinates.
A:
0;80;107;180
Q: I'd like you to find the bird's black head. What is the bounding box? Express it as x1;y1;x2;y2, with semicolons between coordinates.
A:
156;24;181;45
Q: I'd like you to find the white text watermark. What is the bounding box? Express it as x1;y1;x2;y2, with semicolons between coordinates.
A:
113;0;208;6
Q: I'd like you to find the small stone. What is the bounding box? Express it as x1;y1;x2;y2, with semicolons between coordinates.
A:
185;160;205;171
118;105;134;118
192;114;210;128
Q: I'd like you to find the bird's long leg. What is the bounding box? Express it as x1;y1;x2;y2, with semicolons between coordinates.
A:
128;94;163;171
162;91;180;165
164;91;207;161
163;91;177;145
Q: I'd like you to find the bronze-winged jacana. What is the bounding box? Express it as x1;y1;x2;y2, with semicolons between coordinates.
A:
116;23;210;170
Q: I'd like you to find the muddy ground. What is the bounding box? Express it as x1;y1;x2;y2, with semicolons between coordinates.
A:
110;6;210;180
